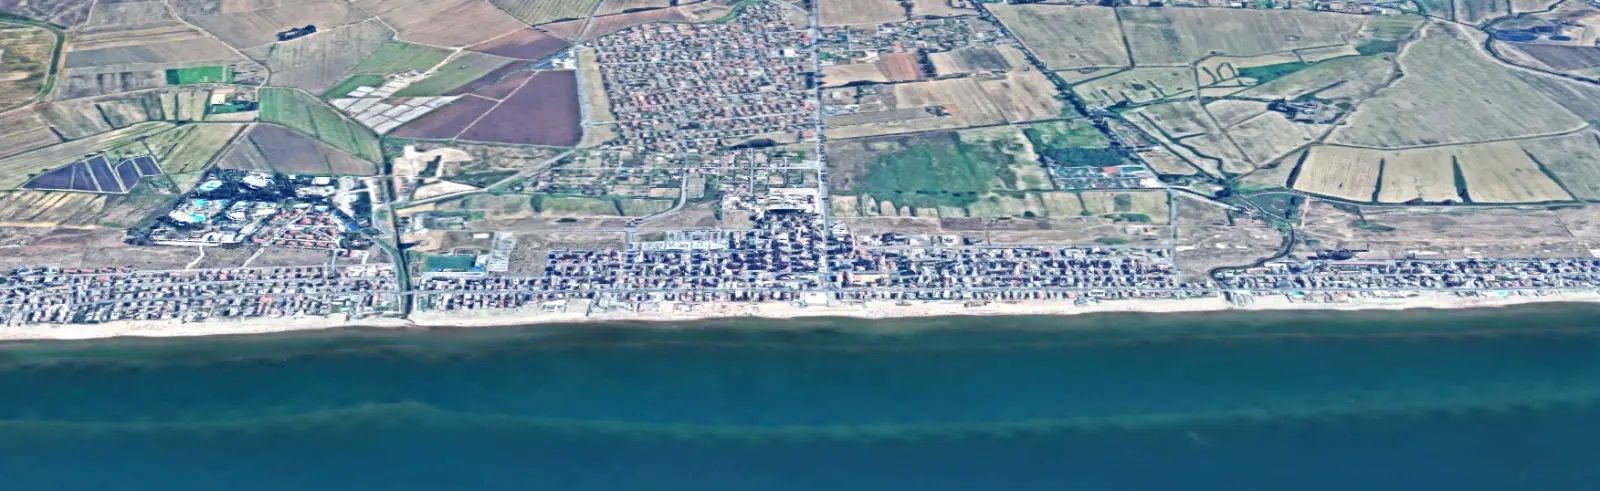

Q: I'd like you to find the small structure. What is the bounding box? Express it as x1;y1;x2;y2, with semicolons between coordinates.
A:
277;25;316;42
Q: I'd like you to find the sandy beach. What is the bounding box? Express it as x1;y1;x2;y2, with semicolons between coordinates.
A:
5;290;1600;341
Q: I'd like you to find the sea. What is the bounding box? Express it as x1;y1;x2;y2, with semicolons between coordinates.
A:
1;305;1599;490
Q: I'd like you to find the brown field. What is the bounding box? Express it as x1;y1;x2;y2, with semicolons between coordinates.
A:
493;0;604;25
0;190;173;228
1119;7;1364;65
1072;67;1194;108
1205;99;1269;128
879;52;923;81
597;0;671;16
578;47;614;122
908;0;972;17
85;1;174;27
987;5;1128;70
822;63;889;86
37;100;114;139
1137;146;1199;176
178;0;372;49
58;68;167;99
1129;100;1215;138
1519;131;1600;200
889;70;1061;124
819;0;905;27
390;95;498;140
352;0;526;47
0;26;57;111
458;71;582;146
243;19;392;93
1300;201;1598;259
1506;44;1600;72
565;7;691;40
468;28;572;60
218;124;377;175
1225;111;1325;166
1455;141;1571;203
1376;147;1462;204
0;109;64;159
65;22;242;69
471;71;536;100
928;45;1028;76
1291;145;1381;201
1329;24;1585;148
1235;54;1396;101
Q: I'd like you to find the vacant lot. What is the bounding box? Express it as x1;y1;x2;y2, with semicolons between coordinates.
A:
578;47;614;122
0;25;57;111
1072;67;1194;108
352;0;527;47
492;0;604;25
65;22;242;69
458;71;582;146
258;87;383;161
1329;24;1586;148
928;46;1029;76
1291;145;1381;201
178;0;372;49
244;19;393;93
394;51;516;97
1119;8;1364;65
819;0;905;27
987;5;1129;70
218;124;377;175
468;28;572;60
1519;131;1600;200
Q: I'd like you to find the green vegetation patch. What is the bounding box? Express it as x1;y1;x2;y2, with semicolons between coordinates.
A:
350;42;453;75
851;133;999;209
620;198;675;217
258;88;383;162
394;52;515;97
422;254;479;273
1238;62;1310;85
532;194;622;216
321;74;386;99
164;66;230;85
1024;121;1125;168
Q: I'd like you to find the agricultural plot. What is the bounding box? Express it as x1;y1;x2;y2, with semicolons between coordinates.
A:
0;25;57;111
0;0;95;27
1291;145;1382;201
1375;147;1463;204
928;46;1029;77
1128;100;1215;139
243;19;393;93
0;122;174;190
819;0;905;27
65;22;241;69
597;0;672;16
909;0;972;18
1181;133;1252;175
822;53;924;86
1328;24;1587;148
456;71;582;147
834;70;1063;138
1194;54;1304;88
1080;190;1169;223
348;41;453;76
166;66;229;84
1454;142;1571;203
389;95;499;140
258;87;383;162
541;7;691;42
83;1;174;27
58;68;167;99
0;109;64;159
352;0;527;47
1519;131;1600;200
36;100;114;139
23;154;165;194
175;0;372;49
1233;55;1397;101
393;51;516;97
141;123;245;174
467;29;572;61
0;190;178;229
492;0;604;25
1119;8;1364;65
1225;111;1327;167
1204;99;1269;128
1504;44;1600;74
1072;67;1194;109
217;125;377;175
1457;0;1511;25
986;5;1128;70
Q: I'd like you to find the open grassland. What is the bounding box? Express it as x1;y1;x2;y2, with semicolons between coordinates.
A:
1138;146;1198;176
165;65;229;84
1292;145;1381;201
1519;131;1600;200
1129;100;1215;139
987;5;1128;70
0;25;57;111
1455;142;1571;203
1376;147;1463;204
394;51;516;97
258;88;382;162
1457;0;1511;25
1081;190;1169;223
1329;24;1585;148
492;0;604;25
1072;67;1194;108
1123;111;1221;176
142;123;244;174
1180;133;1251;174
65;22;241;69
1226;111;1327;166
1204;99;1269;128
37;101;113;139
0;122;174;189
535;196;622;217
1235;55;1396;101
177;0;372;49
352;0;527;47
818;0;905;27
0;109;63;159
1119;8;1364;65
928;46;1029;76
349;41;453;75
244;19;393;93
579;47;615;122
1354;14;1423;56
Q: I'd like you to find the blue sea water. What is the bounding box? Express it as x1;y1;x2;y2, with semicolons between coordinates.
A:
1;306;1599;490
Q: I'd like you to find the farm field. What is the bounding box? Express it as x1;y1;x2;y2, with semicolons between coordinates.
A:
176;0;372;49
540;7;692;42
1294;140;1575;204
1519;131;1600;200
389;95;499;140
83;1;173;27
1504;43;1600;74
1329;24;1587;148
0;109;63;159
492;0;604;25
142;123;245;175
58;67;168;99
1204;99;1269;128
351;0;527;47
467;29;572;60
818;0;904;27
986;5;1128;70
1072;67;1194;108
1457;0;1511;24
258;88;383;162
1118;7;1364;65
0;190;177;229
535;196;623;217
908;0;971;17
165;66;229;84
65;22;241;69
348;41;453;75
1453;142;1571;203
0;122;174;190
1375;147;1464;204
394;51;516;97
831;70;1063;139
1233;55;1397;101
598;0;672;16
822;54;924;87
0;25;57;111
243;19;393;93
1291;145;1382;201
217;125;377;175
1225;111;1327;167
456;71;582;146
37;100;114;139
928;46;1029;77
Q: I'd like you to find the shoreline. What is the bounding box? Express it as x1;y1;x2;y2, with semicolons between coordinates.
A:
5;291;1600;341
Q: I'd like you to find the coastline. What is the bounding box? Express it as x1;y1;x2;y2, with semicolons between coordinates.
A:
5;291;1600;341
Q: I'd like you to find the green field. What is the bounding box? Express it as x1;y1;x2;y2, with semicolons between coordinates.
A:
533;195;621;216
851;134;1003;209
1023;121;1125;168
422;254;480;273
258;88;383;162
1238;62;1310;84
350;42;453;75
165;66;230;85
321;74;386;99
394;52;516;97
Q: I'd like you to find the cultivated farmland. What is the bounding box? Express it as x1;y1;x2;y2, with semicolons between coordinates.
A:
1454;142;1571;203
217;124;377;175
492;0;604;25
1226;111;1326;166
142;123;245;174
987;5;1129;70
928;46;1029;77
1376;147;1463;204
0;25;57;111
65;22;241;69
243;19;393;93
0;122;174;189
1118;8;1364;65
1519;131;1600;200
176;0;373;49
0;109;64;159
597;0;672;16
819;0;905;27
1072;67;1194;108
351;0;527;47
468;29;572;60
457;71;582;146
1234;55;1397;101
258;87;383;162
348;41;453;75
393;51;516;97
1292;145;1382;201
1328;23;1587;148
